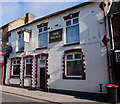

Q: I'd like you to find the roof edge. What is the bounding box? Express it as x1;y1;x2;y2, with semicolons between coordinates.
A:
8;2;93;33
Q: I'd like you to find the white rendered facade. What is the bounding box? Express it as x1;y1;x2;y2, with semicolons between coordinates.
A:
5;2;109;93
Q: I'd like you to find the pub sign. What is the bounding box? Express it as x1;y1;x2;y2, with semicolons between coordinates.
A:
49;29;62;43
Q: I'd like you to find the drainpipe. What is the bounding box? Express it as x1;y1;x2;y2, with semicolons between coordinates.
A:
2;65;5;85
103;3;113;84
109;15;114;50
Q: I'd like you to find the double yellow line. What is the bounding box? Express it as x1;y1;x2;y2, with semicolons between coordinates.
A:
0;91;48;103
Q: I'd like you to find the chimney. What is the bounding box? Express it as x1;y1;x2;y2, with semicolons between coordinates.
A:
25;13;35;24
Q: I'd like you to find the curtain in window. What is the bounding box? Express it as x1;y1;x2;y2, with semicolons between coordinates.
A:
13;65;20;75
66;25;79;43
67;60;83;76
39;32;47;47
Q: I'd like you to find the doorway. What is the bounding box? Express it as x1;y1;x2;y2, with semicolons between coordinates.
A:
38;56;46;90
40;68;46;89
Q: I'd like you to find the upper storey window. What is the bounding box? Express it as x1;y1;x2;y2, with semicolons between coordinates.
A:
63;12;80;44
66;18;79;44
37;22;48;48
38;26;48;47
18;33;24;51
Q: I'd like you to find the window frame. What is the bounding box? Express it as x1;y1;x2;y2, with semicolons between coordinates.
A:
65;52;83;78
11;59;20;77
24;55;34;78
18;33;24;51
63;49;86;80
65;17;79;28
65;17;80;44
38;26;48;48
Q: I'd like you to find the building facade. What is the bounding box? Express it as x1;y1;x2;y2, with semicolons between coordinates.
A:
1;13;34;85
5;2;111;93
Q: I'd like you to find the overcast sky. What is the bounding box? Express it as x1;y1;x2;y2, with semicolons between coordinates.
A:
0;0;90;26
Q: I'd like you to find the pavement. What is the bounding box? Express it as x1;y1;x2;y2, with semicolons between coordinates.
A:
0;85;113;103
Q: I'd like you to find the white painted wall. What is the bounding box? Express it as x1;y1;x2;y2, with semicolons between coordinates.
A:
5;3;109;93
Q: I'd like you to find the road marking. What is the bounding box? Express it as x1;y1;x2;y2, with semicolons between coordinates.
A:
0;91;48;103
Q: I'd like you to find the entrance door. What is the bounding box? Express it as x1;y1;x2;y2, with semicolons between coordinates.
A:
40;68;46;89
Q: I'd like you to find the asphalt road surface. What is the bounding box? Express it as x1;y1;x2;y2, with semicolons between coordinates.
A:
0;91;114;104
0;91;55;104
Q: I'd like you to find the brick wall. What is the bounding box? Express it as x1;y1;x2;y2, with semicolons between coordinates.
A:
112;14;120;49
2;26;9;52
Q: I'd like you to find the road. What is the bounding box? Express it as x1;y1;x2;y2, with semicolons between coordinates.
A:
0;91;55;104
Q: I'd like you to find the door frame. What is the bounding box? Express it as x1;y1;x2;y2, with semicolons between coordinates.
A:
35;53;49;89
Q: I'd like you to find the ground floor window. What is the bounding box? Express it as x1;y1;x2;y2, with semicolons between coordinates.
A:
63;49;86;79
12;59;20;76
25;58;32;76
66;53;83;77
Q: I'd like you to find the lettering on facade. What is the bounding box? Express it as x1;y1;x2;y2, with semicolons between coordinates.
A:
49;29;62;43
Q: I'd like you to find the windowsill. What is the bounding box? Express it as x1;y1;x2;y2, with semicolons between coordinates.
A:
11;75;20;78
24;75;31;78
36;47;47;50
49;40;62;43
16;50;24;53
63;75;85;80
63;42;80;47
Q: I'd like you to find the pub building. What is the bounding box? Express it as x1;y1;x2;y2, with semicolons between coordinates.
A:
5;2;112;94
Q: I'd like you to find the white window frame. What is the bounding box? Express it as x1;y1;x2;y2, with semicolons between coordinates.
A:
65;17;80;44
12;59;20;76
25;58;32;76
38;26;48;48
65;52;83;78
18;33;24;51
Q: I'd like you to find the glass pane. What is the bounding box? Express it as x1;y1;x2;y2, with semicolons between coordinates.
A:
13;65;20;75
27;59;32;64
66;25;79;43
39;32;48;47
17;60;20;64
67;55;73;60
73;18;78;24
19;35;21;39
75;54;82;59
67;60;83;76
13;61;16;64
26;64;32;75
66;20;71;26
44;27;47;31
26;59;28;63
18;39;24;51
39;28;42;33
